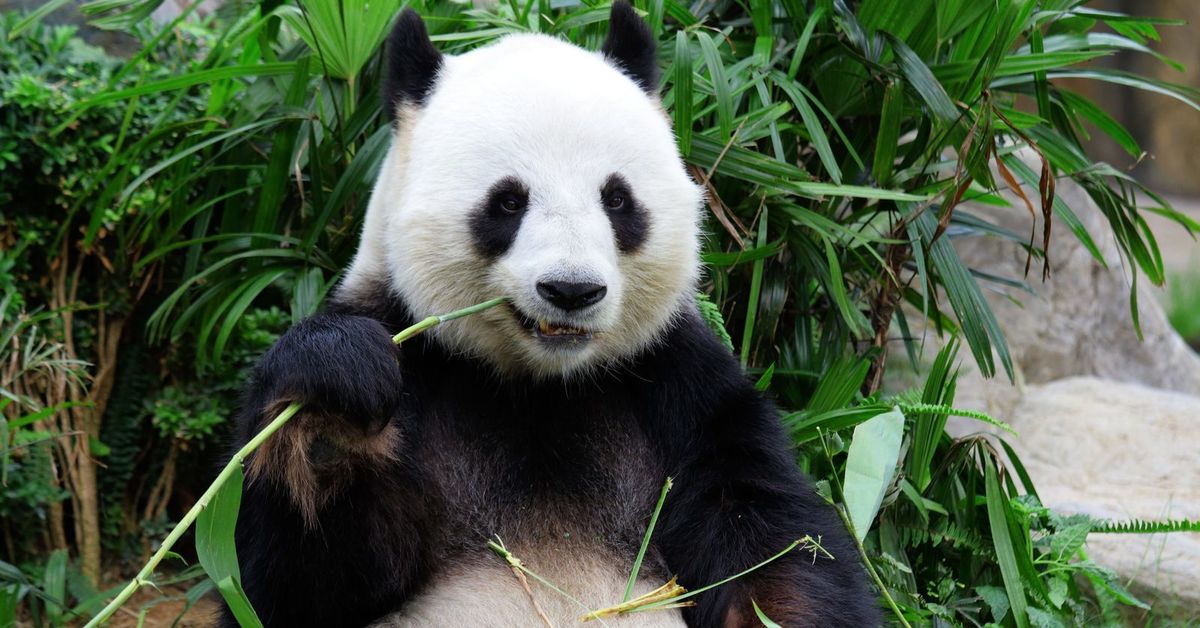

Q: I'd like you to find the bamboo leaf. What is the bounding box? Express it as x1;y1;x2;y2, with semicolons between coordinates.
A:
695;31;734;141
70;62;299;111
909;206;1014;380
775;79;842;183
842;407;904;541
882;32;957;122
985;460;1028;628
752;600;783;628
872;81;903;185
673;30;694;155
196;466;263;628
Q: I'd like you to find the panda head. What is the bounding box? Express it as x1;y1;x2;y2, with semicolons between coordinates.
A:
344;2;704;377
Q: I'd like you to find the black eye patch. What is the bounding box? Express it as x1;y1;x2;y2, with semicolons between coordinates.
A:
471;177;529;258
601;174;648;253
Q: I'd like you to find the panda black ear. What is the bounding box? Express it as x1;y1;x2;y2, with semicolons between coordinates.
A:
382;9;443;122
601;1;659;95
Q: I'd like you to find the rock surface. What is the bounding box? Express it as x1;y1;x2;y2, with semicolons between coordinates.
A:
947;176;1200;416
999;377;1200;607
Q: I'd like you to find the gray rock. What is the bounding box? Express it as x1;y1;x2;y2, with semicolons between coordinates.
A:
1000;377;1200;608
951;173;1200;397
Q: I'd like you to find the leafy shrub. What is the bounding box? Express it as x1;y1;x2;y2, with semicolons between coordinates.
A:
0;11;276;591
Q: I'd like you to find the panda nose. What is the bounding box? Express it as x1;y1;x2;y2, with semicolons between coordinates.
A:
536;280;607;311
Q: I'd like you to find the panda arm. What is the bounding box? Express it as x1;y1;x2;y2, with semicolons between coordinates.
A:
650;323;881;627
219;313;433;627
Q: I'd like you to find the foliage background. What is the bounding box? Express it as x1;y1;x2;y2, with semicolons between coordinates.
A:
2;0;1199;626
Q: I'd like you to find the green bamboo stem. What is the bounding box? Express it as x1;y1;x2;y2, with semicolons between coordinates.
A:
833;503;913;628
86;298;507;627
628;535;828;614
622;476;672;602
391;296;508;344
84;403;302;628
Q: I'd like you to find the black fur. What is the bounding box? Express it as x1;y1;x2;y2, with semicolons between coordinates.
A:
382;9;443;121
601;1;660;94
601;173;649;253
221;284;882;627
469;176;529;258
253;314;403;433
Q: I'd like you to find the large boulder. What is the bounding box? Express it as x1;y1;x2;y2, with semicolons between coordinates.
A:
1000;377;1200;608
950;175;1200;407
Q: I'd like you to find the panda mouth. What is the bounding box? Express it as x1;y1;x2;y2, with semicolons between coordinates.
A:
512;307;593;344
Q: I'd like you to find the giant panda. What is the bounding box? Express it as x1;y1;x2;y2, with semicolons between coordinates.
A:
224;3;880;627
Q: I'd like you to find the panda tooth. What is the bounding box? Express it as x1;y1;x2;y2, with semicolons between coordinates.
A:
538;321;553;334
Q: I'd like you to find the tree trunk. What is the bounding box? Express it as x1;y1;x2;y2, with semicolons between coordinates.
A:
75;313;125;583
51;243;128;584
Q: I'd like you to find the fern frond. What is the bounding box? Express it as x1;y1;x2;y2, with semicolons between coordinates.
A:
898;402;1017;436
695;292;734;352
1091;518;1200;535
896;520;991;555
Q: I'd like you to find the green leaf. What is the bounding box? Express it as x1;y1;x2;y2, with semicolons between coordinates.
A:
882;32;958;122
909;207;1013;379
754;364;775;392
703;241;782;267
1027;606;1066;628
1081;564;1149;610
212;268;288;364
740;208;769;365
841;407;904;541
977;585;1010;622
252;57;311;237
69;62;299;111
872;81;904;185
752;599;783;627
196;465;263;628
42;549;68;623
985;460;1028;628
695;31;734;141
775;79;842;183
275;0;404;80
673;30;694;155
995;68;1200;112
8;0;72;39
1090;517;1200;534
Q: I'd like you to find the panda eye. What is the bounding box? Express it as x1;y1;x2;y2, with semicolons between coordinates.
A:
498;194;524;215
604;192;626;211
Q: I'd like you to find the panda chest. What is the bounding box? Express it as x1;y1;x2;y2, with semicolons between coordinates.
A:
395;399;684;627
414;394;665;545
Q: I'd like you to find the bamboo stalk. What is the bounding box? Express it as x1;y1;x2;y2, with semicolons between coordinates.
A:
622;476;672;602
85;298;507;627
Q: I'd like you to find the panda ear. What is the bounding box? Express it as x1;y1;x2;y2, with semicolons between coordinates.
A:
382;9;443;121
601;1;659;95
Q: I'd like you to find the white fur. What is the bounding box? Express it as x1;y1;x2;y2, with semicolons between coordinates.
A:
373;545;686;627
343;33;703;376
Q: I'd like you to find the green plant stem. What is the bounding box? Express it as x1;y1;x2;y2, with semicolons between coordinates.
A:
392;297;508;343
86;297;507;627
833;504;912;628
84;402;302;628
622;477;673;602
632;536;824;613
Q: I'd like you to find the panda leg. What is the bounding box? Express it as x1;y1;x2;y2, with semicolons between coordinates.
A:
656;390;882;627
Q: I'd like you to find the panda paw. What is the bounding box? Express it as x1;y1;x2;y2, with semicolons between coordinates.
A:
255;313;403;434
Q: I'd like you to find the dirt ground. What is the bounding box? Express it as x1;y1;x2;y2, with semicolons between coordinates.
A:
75;584;221;628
